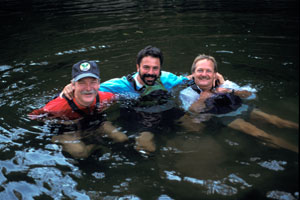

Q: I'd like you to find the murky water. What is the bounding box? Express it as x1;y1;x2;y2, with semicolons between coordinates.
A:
0;0;299;199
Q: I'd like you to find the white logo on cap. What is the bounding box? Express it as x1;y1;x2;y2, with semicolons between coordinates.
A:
80;62;91;71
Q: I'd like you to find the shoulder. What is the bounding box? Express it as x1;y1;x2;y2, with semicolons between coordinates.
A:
160;71;178;78
43;97;69;110
160;71;189;89
98;91;115;100
28;97;71;119
100;75;133;93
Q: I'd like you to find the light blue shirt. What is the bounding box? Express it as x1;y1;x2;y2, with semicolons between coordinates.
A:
100;71;188;99
179;80;257;112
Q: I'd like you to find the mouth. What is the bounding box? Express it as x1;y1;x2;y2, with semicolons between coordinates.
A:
83;93;94;96
142;74;157;86
145;77;155;81
197;77;211;81
144;77;155;85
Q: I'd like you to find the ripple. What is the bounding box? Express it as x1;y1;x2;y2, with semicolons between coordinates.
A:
163;171;253;196
54;44;110;56
258;160;287;171
266;190;297;200
0;65;12;72
28;167;89;199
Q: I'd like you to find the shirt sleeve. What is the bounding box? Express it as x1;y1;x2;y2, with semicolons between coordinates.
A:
179;87;201;111
28;97;73;120
160;71;189;91
219;80;257;100
100;76;132;93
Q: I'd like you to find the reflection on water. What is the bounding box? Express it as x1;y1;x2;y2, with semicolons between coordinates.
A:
0;0;299;199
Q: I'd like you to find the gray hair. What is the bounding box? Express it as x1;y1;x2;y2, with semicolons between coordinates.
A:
191;54;218;74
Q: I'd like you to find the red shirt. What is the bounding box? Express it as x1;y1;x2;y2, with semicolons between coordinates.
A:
29;91;115;120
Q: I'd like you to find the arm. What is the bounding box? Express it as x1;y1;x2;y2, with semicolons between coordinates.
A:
60;83;74;100
188;91;211;113
233;90;252;98
60;76;125;100
215;87;252;98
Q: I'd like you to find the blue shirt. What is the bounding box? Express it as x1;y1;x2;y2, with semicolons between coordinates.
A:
100;71;188;99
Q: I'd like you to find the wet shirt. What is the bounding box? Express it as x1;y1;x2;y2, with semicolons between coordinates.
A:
99;71;188;99
180;80;256;112
180;84;243;115
29;91;115;120
103;73;186;132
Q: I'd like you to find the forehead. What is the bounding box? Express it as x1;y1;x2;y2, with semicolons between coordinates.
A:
195;59;214;69
76;77;99;82
140;56;161;66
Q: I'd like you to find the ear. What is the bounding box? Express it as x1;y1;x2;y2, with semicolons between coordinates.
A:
212;73;218;87
136;64;140;72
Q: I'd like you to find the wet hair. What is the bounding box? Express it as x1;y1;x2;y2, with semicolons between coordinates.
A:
191;54;218;73
136;45;164;66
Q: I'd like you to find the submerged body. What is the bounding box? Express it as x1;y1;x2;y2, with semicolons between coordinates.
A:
179;55;298;153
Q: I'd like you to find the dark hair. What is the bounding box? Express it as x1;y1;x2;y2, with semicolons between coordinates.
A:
136;45;164;66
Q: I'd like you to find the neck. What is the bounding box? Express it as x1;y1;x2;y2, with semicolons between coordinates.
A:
76;99;91;108
199;85;213;92
136;74;145;86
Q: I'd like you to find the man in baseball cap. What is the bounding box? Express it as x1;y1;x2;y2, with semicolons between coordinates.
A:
71;60;101;107
29;60;128;158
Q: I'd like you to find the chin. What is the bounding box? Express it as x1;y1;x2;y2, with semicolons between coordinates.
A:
146;82;155;86
82;97;95;104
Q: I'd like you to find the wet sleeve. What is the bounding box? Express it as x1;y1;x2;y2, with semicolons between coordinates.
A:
179;87;200;111
100;77;130;93
28;98;69;120
219;80;257;100
161;71;189;90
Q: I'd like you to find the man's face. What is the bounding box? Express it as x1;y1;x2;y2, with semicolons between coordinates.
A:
137;56;161;86
73;77;100;107
193;59;216;89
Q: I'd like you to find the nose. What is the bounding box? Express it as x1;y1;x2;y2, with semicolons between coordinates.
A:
201;70;208;76
85;82;92;90
148;68;154;74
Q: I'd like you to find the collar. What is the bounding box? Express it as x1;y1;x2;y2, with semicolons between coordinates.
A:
191;83;202;94
133;74;144;89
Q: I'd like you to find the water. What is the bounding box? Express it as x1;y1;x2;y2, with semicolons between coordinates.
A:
0;0;299;199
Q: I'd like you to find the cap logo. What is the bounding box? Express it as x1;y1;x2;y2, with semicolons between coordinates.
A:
80;62;90;71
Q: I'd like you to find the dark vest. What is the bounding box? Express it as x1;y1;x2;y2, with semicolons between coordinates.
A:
50;94;106;134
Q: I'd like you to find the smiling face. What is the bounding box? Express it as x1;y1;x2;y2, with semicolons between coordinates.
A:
193;59;216;90
136;56;161;86
73;77;100;107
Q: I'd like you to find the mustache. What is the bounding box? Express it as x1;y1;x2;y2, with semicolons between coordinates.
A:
81;90;97;95
143;74;157;78
198;76;210;80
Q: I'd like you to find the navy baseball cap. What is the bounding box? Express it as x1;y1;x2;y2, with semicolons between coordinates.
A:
72;60;100;82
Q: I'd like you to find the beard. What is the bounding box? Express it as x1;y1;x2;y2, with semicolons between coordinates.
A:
139;72;158;86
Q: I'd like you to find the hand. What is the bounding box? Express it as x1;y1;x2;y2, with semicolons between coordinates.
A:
186;74;193;80
213;72;225;87
215;87;231;93
60;83;74;100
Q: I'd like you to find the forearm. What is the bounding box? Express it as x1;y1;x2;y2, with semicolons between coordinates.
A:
232;90;252;98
